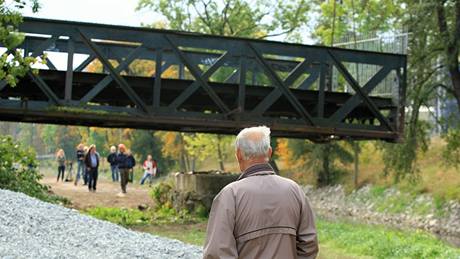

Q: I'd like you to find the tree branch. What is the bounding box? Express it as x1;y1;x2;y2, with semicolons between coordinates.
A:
455;0;460;45
222;0;232;35
411;64;446;86
436;1;450;43
191;1;214;34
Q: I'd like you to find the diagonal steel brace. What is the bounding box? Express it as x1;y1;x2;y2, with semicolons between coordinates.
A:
78;30;149;113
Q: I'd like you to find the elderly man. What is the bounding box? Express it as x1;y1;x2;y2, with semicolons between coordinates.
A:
203;126;318;259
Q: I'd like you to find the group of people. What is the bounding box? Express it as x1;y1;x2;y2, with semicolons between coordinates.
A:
56;143;158;196
55;126;318;258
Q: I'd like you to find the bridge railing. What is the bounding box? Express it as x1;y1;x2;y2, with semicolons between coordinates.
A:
0;17;407;141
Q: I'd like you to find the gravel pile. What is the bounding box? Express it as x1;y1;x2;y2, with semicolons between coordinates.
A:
0;189;203;258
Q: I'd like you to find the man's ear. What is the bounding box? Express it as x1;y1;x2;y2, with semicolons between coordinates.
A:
267;147;273;158
236;148;243;161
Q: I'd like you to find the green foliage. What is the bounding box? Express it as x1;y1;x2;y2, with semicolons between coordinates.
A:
183;133;232;171
289;140;353;186
137;0;310;41
378;121;431;183
85;207;151;227
150;179;174;207
86;205;204;227
0;135;67;204
370;185;386;198
152;205;200;225
149;178;208;222
318;218;460;259
442;127;460;168
130;130;175;175
0;0;40;87
193;203;209;218
374;192;415;215
314;0;402;45
353;186;445;217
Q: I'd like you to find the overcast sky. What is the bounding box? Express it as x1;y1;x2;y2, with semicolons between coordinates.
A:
19;0;156;27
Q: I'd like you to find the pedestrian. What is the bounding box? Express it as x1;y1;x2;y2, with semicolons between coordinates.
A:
203;126;319;258
116;144;130;196
107;146;119;182
126;150;136;183
55;149;66;182
84;144;100;192
74;144;85;186
140;155;157;187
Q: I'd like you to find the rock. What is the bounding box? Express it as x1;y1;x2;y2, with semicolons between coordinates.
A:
0;189;202;258
138;204;149;211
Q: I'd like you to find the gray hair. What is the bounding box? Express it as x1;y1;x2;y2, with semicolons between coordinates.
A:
235;126;271;160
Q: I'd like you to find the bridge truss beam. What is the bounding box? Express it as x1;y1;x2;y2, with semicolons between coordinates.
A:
0;18;407;141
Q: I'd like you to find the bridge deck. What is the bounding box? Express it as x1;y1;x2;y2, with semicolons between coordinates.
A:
0;18;407;141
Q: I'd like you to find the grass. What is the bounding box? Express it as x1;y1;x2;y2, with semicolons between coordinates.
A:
131;218;460;258
85;206;460;259
318;218;460;259
277;138;460;202
130;222;369;259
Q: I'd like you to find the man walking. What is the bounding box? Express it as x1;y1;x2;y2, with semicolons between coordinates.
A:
203;126;318;258
107;146;119;182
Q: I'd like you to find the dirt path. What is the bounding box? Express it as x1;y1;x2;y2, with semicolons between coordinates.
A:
41;176;153;210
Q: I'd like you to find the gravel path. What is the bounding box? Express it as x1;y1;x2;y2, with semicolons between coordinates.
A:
0;189;203;259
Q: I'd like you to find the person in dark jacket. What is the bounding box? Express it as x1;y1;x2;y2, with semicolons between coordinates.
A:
116;144;130;196
107;146;119;182
126;150;136;183
74;144;85;186
84;144;100;192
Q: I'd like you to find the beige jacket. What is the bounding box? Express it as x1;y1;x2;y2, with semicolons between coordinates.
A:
203;163;318;259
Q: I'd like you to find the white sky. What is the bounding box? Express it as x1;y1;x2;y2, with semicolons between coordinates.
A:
9;0;316;69
12;0;160;69
19;0;157;27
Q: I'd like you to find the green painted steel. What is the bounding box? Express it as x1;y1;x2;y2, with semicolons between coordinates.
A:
0;17;407;141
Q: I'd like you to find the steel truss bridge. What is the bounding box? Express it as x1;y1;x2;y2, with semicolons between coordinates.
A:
0;18;406;141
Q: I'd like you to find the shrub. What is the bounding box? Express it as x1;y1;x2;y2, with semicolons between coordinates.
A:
150;180;174;208
0;135;67;204
85;207;150;226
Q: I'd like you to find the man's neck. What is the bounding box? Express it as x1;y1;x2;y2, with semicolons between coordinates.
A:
241;159;268;172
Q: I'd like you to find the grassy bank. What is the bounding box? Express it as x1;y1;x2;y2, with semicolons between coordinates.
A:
85;207;460;259
278;138;460;202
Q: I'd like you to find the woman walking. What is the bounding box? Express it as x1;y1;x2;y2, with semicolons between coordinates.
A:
56;149;66;182
140;155;157;187
84;145;100;192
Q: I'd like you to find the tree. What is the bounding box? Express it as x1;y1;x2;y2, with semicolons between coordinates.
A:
347;140;361;188
183;133;233;171
130;129;175;175
443;127;460;168
0;0;40;86
313;0;402;45
137;0;310;41
288;139;353;187
432;0;460;111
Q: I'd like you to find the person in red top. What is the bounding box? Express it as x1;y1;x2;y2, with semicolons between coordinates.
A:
139;154;157;187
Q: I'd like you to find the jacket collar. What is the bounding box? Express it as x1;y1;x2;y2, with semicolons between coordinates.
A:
238;163;275;180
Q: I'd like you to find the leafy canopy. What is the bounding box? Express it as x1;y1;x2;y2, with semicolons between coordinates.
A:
0;0;40;86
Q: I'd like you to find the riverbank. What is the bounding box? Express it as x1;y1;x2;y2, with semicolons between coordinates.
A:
304;184;460;247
